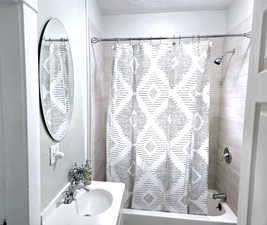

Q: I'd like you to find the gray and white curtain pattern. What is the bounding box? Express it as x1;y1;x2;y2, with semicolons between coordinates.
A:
106;40;210;215
40;41;73;140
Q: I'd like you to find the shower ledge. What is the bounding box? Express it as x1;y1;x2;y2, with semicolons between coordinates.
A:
41;181;125;225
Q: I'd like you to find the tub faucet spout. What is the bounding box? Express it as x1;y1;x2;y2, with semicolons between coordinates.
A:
213;193;227;202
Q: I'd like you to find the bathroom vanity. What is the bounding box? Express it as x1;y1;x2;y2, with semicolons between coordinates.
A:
41;182;125;225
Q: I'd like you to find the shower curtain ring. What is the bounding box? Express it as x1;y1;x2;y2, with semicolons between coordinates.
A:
113;40;117;48
197;36;201;56
172;35;176;46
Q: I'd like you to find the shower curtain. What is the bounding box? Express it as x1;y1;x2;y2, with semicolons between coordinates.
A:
106;40;210;215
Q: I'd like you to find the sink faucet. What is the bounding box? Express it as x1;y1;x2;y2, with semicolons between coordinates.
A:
213;193;227;202
61;186;76;204
60;162;92;205
61;184;90;205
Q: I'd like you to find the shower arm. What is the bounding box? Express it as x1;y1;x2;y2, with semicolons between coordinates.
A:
91;32;252;44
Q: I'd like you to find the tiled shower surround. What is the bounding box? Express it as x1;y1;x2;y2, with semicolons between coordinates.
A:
215;17;251;214
92;35;250;214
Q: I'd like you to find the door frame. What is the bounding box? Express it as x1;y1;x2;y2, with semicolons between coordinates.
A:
238;0;267;224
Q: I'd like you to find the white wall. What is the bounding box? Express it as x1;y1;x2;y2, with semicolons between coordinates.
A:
38;0;104;211
38;0;88;210
87;0;103;33
227;0;254;31
102;10;227;38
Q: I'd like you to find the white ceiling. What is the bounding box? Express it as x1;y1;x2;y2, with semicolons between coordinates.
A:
98;0;234;15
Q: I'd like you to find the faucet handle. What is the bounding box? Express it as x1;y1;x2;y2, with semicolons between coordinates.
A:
213;193;227;202
60;189;75;205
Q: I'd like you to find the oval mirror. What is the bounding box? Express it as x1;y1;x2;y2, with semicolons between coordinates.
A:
39;18;74;142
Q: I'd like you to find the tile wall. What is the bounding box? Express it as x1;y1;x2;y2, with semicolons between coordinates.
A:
215;17;251;214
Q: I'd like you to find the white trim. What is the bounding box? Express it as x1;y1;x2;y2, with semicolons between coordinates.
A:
0;53;7;225
21;3;40;225
0;0;38;12
21;0;38;13
238;1;267;225
0;2;40;225
84;0;89;162
87;0;97;177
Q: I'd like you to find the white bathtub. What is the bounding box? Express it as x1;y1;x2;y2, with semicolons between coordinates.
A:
122;190;237;225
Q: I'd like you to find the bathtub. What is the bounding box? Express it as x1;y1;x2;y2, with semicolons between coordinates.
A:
122;190;237;225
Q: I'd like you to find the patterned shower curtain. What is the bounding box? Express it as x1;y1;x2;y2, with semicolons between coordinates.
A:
106;40;210;215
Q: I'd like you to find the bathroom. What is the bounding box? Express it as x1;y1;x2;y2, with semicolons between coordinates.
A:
0;0;267;224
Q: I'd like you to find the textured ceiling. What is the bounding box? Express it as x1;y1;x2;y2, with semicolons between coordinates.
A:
98;0;234;15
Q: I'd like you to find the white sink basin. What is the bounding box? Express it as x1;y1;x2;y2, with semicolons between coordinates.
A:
76;189;113;217
42;181;125;225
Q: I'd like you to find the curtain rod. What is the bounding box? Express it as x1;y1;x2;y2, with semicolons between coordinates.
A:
91;32;251;44
43;38;69;42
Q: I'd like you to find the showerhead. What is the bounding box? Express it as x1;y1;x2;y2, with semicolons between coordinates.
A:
214;48;236;66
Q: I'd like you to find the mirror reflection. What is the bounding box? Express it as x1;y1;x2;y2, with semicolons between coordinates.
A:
39;18;74;141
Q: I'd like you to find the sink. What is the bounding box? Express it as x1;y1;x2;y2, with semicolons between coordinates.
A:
42;182;124;225
75;189;113;217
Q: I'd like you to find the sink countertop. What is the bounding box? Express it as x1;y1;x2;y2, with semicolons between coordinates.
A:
43;181;125;225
